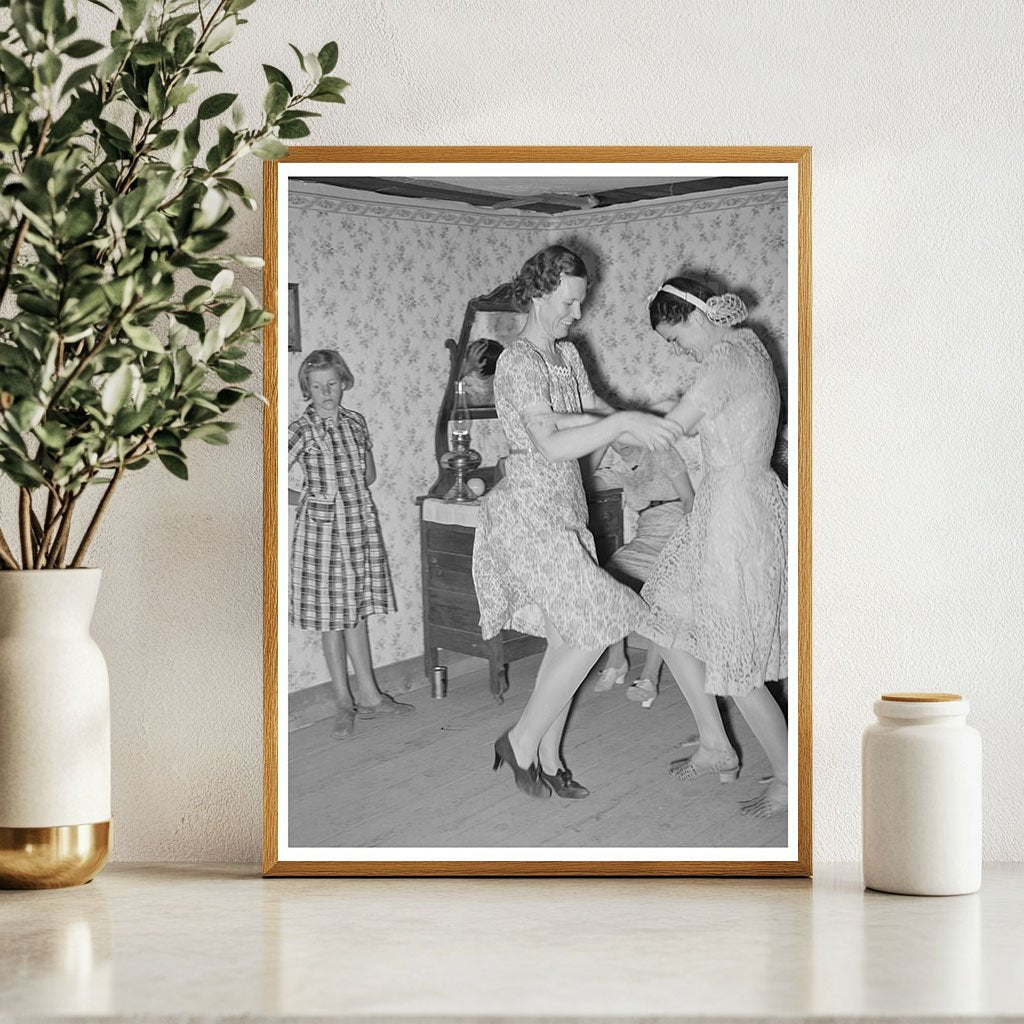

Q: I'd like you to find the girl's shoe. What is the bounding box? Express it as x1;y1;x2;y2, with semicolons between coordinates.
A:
593;663;628;692
668;745;739;783
626;677;658;707
332;705;357;740
493;729;550;799
355;693;415;718
539;766;590;799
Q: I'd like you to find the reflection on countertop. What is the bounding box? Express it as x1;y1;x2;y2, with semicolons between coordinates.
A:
2;863;1021;1019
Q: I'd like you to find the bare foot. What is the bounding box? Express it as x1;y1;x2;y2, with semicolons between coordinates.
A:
739;778;788;817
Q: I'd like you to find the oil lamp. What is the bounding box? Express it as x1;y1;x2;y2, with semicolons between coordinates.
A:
441;379;482;503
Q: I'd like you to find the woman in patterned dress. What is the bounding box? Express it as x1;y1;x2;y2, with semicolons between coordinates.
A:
289;349;413;740
641;278;789;818
473;247;683;799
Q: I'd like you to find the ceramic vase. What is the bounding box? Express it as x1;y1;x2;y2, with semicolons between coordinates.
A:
0;569;111;888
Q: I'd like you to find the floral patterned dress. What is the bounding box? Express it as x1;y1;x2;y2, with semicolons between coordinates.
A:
473;339;645;648
289;405;396;631
641;329;788;695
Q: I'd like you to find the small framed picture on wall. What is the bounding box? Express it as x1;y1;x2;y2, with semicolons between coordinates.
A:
287;282;301;352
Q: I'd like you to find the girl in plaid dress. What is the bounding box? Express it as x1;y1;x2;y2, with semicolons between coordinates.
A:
289;349;413;739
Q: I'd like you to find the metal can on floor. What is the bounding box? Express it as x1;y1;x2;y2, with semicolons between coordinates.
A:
431;666;448;699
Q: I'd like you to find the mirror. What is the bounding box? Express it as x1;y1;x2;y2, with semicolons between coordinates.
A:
428;283;526;497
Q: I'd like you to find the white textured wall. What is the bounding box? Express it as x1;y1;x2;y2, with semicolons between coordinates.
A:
74;0;1024;862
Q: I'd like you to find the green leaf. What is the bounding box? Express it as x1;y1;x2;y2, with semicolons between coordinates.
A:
0;423;31;457
113;188;148;229
0;345;30;371
158;452;188;479
166;82;199;107
112;405;152;435
149;129;177;149
264;81;288;117
309;88;346;104
203;15;236;53
147;74;166;117
214;362;251;383
215;388;247;408
173;26;196;65
319;75;349;93
1;456;46;487
98;118;132;148
228;254;263;269
17;292;58;317
9;399;46;432
210;268;234;294
132;42;169;66
41;0;65;32
217;296;246;340
299;50;321;80
101;365;133;415
60;63;98;97
38;51;63;86
96;43;128;81
262;64;292;94
63;38;104;58
181;364;206;391
317;41;339;75
57;14;78;41
120;0;150;31
0;50;33;87
189;422;230;445
34;421;70;449
251;137;287;160
182;285;211;309
277;120;310;140
10;1;44;52
198;91;237;119
156;359;173;392
123;322;165;353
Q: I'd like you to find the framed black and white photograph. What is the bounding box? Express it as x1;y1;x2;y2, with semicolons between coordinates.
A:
262;147;812;877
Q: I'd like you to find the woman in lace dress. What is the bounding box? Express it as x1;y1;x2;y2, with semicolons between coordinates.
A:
641;278;789;818
473;246;683;800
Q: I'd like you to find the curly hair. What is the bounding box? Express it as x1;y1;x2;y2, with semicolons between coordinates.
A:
297;348;354;399
648;276;716;329
510;245;588;310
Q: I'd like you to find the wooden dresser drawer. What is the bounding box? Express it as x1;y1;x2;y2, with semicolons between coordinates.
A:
423;521;475;556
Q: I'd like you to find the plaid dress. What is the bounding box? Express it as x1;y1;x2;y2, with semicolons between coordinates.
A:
289;405;396;631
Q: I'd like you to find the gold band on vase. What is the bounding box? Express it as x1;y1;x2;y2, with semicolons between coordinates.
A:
0;821;111;889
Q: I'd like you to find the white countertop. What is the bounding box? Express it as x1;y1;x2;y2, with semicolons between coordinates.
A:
3;862;1022;1021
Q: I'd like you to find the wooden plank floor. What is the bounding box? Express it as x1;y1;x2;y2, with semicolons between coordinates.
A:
288;656;788;851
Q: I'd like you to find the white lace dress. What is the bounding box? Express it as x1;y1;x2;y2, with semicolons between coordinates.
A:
641;329;788;695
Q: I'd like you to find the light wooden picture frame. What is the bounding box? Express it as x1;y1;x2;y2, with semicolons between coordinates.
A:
263;147;812;877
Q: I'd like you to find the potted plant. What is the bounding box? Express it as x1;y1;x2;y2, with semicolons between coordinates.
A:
0;0;345;887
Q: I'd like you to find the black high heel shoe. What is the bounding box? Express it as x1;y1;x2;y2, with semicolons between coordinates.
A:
539;765;590;799
493;729;550;799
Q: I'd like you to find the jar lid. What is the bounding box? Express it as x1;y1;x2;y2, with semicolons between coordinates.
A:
874;694;969;720
881;692;962;702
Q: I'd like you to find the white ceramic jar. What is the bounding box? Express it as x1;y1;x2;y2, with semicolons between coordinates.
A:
862;693;981;895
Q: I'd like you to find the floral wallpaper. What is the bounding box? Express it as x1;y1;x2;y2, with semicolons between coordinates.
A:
285;184;788;692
